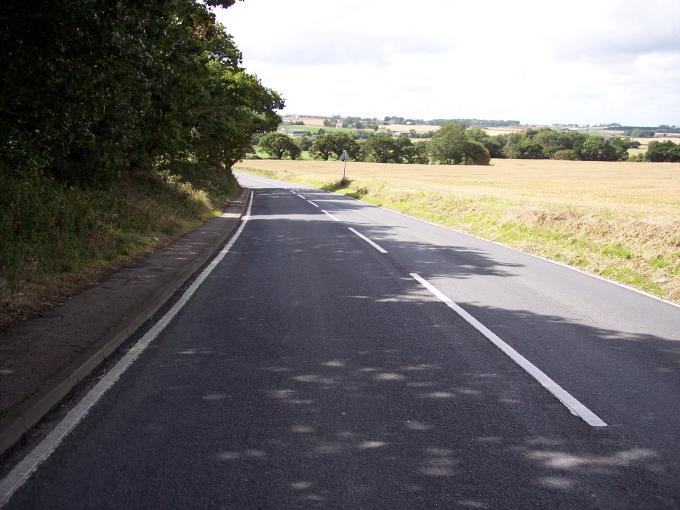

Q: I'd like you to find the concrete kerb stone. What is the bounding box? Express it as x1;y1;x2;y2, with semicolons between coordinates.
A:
0;188;251;456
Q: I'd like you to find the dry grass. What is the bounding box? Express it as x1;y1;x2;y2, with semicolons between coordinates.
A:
379;123;439;133
283;116;326;127
235;158;680;303
481;126;526;136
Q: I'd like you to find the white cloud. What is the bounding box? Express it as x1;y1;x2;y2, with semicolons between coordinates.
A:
216;0;680;125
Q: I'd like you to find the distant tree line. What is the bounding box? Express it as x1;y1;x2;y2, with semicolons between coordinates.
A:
485;128;634;161
323;116;380;130
256;124;680;165
606;125;680;136
382;117;520;127
255;124;488;164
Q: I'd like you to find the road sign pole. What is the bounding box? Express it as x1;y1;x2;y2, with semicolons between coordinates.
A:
340;149;349;181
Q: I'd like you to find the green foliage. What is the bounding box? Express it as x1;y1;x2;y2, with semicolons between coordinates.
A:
259;133;301;160
0;1;284;319
533;130;586;157
466;128;505;158
495;129;629;161
429;124;469;164
429;124;491;165
361;133;402;163
552;149;579;160
297;136;313;151
1;167;237;320
0;0;283;186
646;140;680;162
506;139;546;159
464;140;491;165
310;133;360;161
579;135;628;161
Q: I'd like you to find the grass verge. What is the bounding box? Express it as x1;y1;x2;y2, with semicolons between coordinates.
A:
236;161;680;304
0;166;239;328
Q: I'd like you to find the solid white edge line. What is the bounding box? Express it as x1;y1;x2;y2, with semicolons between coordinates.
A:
409;272;607;428
348;227;388;254
239;172;679;311
0;193;256;507
321;209;340;222
308;201;320;208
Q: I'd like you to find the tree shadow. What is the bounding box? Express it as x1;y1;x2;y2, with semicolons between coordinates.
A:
11;184;680;509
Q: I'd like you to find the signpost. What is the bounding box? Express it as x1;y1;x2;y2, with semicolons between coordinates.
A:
340;149;349;181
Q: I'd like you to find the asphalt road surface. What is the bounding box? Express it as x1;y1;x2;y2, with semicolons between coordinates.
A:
3;173;680;509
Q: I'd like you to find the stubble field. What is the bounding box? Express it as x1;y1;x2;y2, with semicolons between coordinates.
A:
235;158;680;303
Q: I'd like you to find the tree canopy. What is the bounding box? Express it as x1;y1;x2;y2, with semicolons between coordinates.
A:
310;133;360;161
0;0;283;186
429;124;490;165
259;133;301;160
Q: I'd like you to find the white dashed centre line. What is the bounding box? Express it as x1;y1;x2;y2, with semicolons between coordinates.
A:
410;272;607;428
321;209;340;222
348;227;388;254
308;201;320;208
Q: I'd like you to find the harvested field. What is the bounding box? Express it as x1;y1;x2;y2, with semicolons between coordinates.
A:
282;116;326;127
379;123;439;133
481;126;526;136
235;158;680;303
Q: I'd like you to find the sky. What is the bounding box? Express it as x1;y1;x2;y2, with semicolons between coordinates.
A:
215;0;680;126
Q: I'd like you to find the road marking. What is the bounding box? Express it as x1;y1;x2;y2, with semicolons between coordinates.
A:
409;273;607;428
308;201;320;208
348;227;388;254
321;209;340;222
0;194;256;508
297;194;306;199
314;178;680;312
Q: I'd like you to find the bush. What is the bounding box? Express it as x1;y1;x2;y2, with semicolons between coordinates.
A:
464;140;491;165
646;140;680;162
552;149;579;160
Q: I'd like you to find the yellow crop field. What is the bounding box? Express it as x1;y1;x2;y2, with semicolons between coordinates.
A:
282;116;326;127
481;126;526;136
235;158;680;302
379;123;439;133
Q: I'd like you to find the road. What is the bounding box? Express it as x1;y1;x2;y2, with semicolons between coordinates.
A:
3;172;680;508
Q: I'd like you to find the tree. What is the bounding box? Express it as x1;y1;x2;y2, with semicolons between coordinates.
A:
362;133;401;163
411;142;430;164
311;135;333;160
464;140;491;165
429;124;469;164
466;128;505;158
310;132;359;160
297;136;312;151
552;149;578;160
429;124;489;165
506;139;546;159
259;133;300;160
646;140;680;162
0;0;283;185
533;129;585;156
578;135;626;161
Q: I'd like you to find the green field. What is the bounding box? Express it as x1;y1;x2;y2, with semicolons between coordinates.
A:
278;125;374;136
